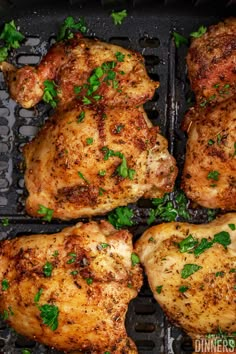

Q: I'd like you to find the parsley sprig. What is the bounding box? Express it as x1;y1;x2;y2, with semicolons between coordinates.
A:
111;10;128;25
37;204;54;222
0;20;24;62
102;146;135;180
108;206;134;229
57;16;87;41
43;80;58;108
38;304;59;331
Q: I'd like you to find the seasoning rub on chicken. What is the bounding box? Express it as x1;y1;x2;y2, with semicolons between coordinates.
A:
0;220;143;353
135;213;236;353
1;34;177;220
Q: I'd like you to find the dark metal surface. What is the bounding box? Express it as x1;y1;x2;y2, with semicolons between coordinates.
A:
0;2;235;353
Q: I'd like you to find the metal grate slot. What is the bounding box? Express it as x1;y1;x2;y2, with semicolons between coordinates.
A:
109;37;131;47
136;340;155;351
139;37;160;48
16;54;41;65
135;322;156;333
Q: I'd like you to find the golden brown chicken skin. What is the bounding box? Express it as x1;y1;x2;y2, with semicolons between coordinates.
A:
0;35;158;109
186;17;236;106
181;96;236;210
23;105;177;220
0;220;142;353
135;213;236;353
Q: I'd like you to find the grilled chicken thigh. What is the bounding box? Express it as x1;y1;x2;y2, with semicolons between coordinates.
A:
24;105;177;220
0;35;158;109
186;17;236;105
0;220;142;353
135;213;236;352
181;96;236;210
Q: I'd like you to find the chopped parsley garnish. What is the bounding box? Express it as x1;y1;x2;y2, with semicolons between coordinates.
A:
115;51;125;62
82;96;92;105
86;137;93;145
1;218;9;226
148;190;190;224
0;20;25;62
190;25;207;38
52;250;59;257
108;206;134;229
86;278;93;285
178;235;198;253
229;224;235;231
179;285;189;293
99;187;106;196
234;142;236;156
43;80;58;108
177;230;231;257
1;306;14;320
67;252;77;264
172;32;188;48
215;271;224;277
111;9;127;25
57;16;87;41
78;171;90;184
74;86;82;94
98;170;106;176
70;270;78;275
101;147;135;180
1;279;9;291
148;237;155;243
77;111;85;123
156;285;163;294
37;204;54;222
208;139;215;145
181;264;202;279
100;243;110;249
39;304;59;331
212;231;231;248
22;350;31;354
34;288;43;303
43;262;53;277
115;124;125;133
207;170;220;181
229;268;236;273
131;253;140;266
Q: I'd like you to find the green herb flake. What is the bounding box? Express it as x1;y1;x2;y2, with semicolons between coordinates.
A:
108;206;134;229
67;252;77;264
82;96;91;105
43;262;53;277
148;237;155;243
100;243;110;249
207;170;220;181
0;20;24;52
52;250;59;257
131;253;140;266
228;223;235;231
78;171;90;184
179;285;189;293
77;111;85;123
22;350;31;354
172;31;188;48
0;47;8;62
70;270;78;275
43;80;58;108
229;268;236;273
190;25;207;38
98;170;106;176
115;51;125;62
178;234;198;253
181;264;202;279
74;86;82;94
104;352;111;354
1;279;9;291
86;278;93;285
86;137;93;145
111;9;128;26
1;218;9;226
37;204;54;222
213;231;231;248
57;16;87;41
98;187;106;196
39;304;59;331
194;238;213;257
115;124;125;133
34;288;43;303
208;139;215;146
215;271;224;277
156;285;163;294
1;306;14;320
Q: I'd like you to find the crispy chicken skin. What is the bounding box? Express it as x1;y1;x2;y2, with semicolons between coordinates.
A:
0;35;158;109
186;17;236;105
181;97;236;210
135;213;236;352
24;105;177;220
0;220;142;353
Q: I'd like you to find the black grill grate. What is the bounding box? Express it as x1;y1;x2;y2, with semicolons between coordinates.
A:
0;2;234;353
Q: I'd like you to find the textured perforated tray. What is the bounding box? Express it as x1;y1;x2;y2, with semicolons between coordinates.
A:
0;1;235;353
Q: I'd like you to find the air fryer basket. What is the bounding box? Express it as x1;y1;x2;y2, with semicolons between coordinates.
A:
0;1;235;353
